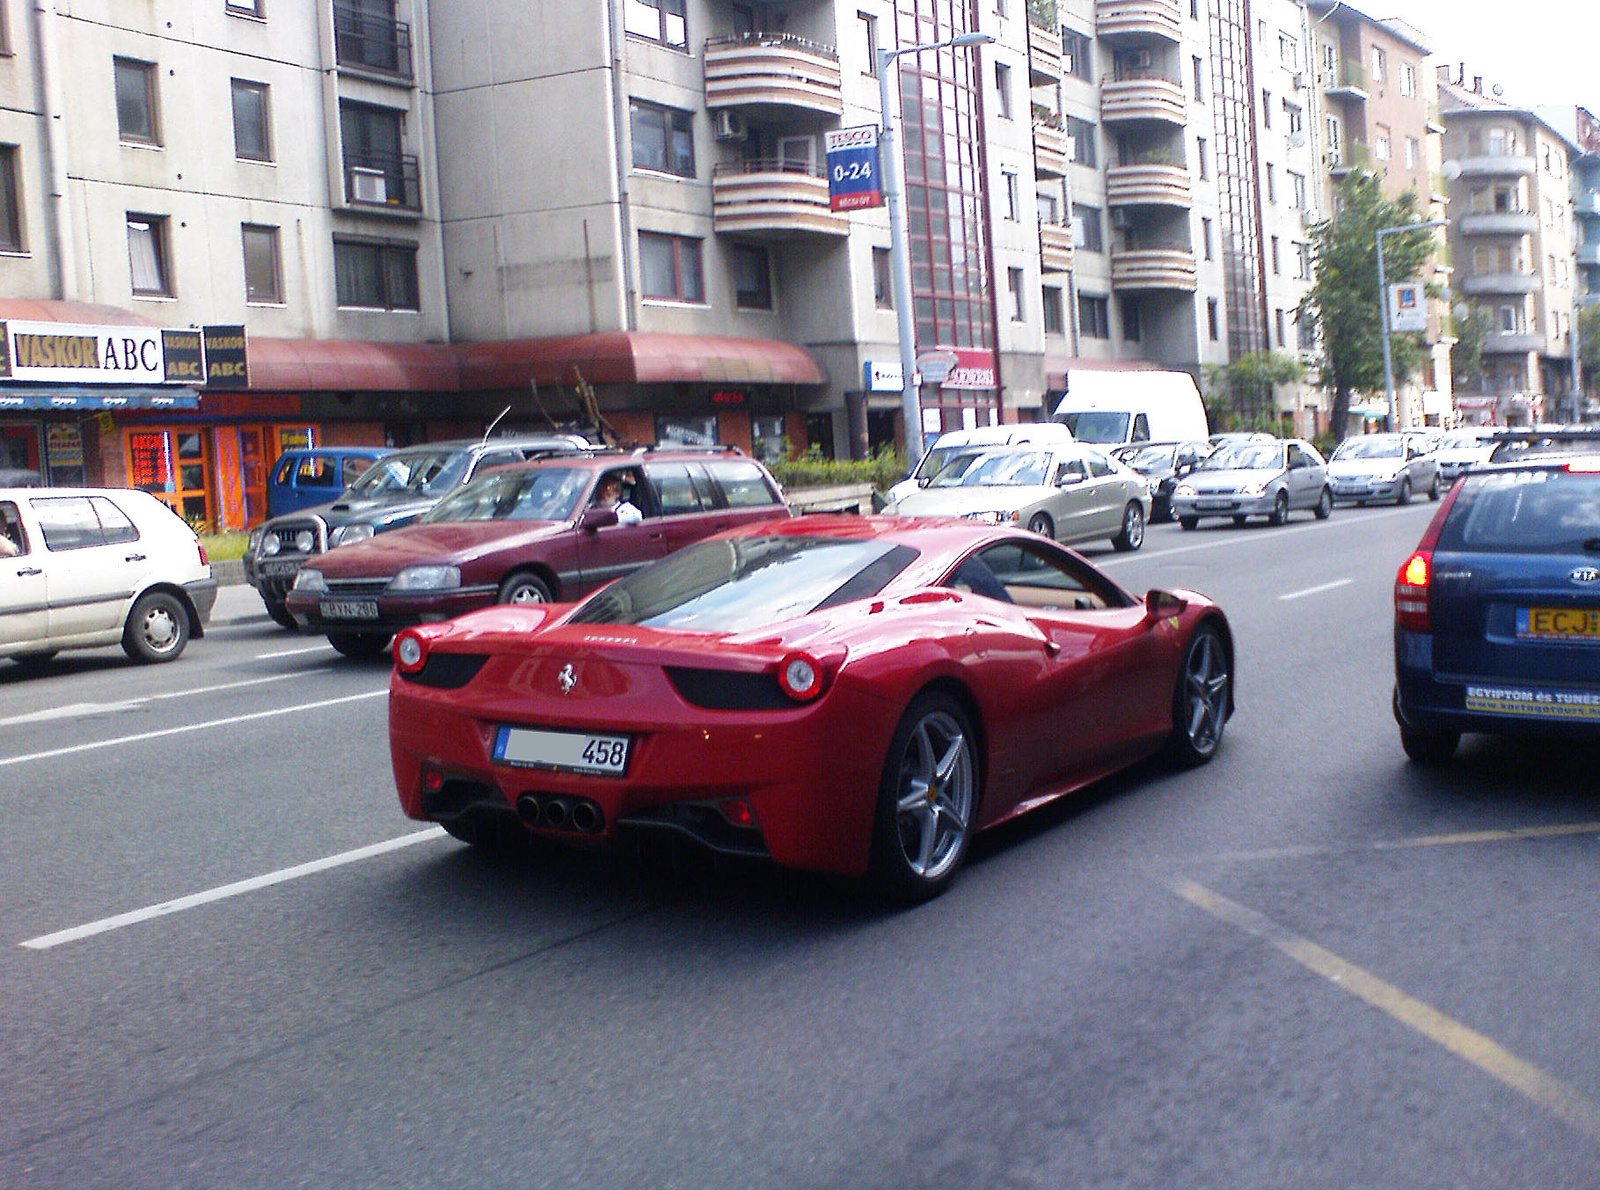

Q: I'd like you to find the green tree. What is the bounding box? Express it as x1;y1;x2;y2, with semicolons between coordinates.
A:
1203;351;1306;430
1580;303;1600;397
1027;0;1058;27
1297;172;1437;441
1449;302;1490;394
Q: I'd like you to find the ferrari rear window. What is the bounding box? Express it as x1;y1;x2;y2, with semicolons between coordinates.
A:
1437;468;1600;554
572;536;918;632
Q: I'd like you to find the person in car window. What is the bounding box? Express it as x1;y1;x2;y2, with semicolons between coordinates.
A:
594;474;643;525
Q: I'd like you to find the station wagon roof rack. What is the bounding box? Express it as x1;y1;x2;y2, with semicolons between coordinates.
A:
1487;428;1600;463
637;443;747;457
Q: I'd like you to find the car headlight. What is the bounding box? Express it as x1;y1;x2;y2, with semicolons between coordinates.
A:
1175;484;1197;497
388;565;462;592
292;528;316;553
329;523;375;547
293;569;327;593
260;533;281;557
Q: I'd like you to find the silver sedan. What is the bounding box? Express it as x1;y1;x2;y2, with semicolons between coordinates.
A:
1171;439;1333;529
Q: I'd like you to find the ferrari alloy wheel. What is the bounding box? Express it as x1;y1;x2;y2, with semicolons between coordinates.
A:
121;591;190;664
498;571;553;604
1112;502;1145;551
1027;511;1054;539
872;693;978;902
1167;625;1230;767
327;631;393;659
1314;487;1333;519
1268;490;1290;527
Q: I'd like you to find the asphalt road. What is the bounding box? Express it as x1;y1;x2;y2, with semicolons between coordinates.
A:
4;504;1600;1190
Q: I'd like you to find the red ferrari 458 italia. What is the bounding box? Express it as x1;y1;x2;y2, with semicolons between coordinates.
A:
389;516;1233;899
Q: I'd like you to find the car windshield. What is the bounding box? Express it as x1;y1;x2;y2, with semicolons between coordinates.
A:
571;536;919;633
931;450;1054;488
420;467;588;523
1060;411;1129;443
1200;444;1283;471
1117;444;1176;470
1332;437;1403;461
1438;468;1600;554
1438;430;1494;449
926;452;987;484
915;446;965;480
345;449;469;497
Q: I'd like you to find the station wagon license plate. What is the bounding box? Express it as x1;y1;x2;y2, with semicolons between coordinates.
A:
493;726;630;776
1517;607;1600;641
320;599;379;621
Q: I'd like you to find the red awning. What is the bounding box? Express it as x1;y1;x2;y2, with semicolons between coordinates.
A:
245;338;461;392
0;299;160;326
458;331;826;390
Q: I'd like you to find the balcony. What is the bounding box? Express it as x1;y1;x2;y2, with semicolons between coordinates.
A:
1110;246;1197;291
1028;22;1064;86
1572;190;1600;218
1455;153;1537;178
1327;141;1372;178
333;2;413;80
343;153;422;212
1425;101;1446;134
711;160;847;238
1457;211;1538;236
1095;0;1182;44
1481;330;1546;353
704;34;843;118
1100;78;1186;126
1105;162;1191;208
1320;59;1368;101
1460;269;1539;295
1033;109;1071;178
1040;222;1074;274
1577;242;1600;267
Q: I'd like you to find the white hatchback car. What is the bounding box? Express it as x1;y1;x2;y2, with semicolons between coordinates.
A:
1;488;217;670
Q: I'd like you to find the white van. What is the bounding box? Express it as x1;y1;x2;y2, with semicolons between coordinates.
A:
1052;369;1209;446
886;422;1077;505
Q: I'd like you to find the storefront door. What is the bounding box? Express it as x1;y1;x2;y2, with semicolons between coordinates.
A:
125;427;212;528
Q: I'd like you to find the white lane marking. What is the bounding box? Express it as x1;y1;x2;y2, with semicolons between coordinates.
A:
0;672;305;728
20;828;448;950
1096;504;1427;567
0;689;387;768
1279;578;1356;602
254;644;331;659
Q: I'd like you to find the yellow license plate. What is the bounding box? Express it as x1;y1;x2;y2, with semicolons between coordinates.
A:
1517;607;1600;640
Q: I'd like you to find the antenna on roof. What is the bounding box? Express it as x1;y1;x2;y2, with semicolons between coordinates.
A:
480;405;511;446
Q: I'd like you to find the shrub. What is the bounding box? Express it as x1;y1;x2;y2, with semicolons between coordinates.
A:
769;446;907;492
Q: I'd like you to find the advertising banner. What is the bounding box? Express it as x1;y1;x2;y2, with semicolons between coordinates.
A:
825;126;883;212
1388;282;1427;333
202;325;250;389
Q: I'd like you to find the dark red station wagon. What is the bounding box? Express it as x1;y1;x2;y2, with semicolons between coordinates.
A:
284;448;791;657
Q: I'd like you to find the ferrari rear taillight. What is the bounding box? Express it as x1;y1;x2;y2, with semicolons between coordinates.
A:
778;652;824;701
717;797;757;828
395;630;429;673
1395;549;1432;632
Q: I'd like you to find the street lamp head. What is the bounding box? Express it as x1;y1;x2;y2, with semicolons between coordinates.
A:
949;32;996;47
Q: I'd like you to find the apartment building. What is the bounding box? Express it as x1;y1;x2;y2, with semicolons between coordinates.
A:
1440;78;1578;424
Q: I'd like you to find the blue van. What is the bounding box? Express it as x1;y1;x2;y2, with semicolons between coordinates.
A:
266;447;391;519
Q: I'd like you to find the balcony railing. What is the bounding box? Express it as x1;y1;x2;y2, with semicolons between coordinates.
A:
1095;0;1182;43
333;3;414;80
1457;210;1538;236
1327;141;1372;176
1461;269;1539;295
1100;77;1186;125
704;33;843;116
1106;162;1191;207
1040;222;1074;274
711;160;847;238
1321;60;1368;99
1029;22;1064;85
1032;108;1071;178
343;152;422;211
1110;245;1197;291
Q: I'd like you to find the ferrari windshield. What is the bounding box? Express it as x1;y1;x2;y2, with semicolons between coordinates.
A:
1331;436;1404;461
421;467;588;523
1199;444;1284;471
572;536;919;632
930;450;1054;488
346;449;469;498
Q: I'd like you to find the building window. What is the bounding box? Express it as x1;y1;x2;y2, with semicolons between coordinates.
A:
1196;137;1208;180
995;62;1013;120
1066;117;1097;166
1289;170;1306;209
1295;241;1312;280
1120;296;1142;341
1206;297;1219;341
226;0;264;15
1062;28;1091;79
1041;286;1065;334
873;246;893;308
639;231;704;303
127;215;171;297
114;57;159;145
1284;102;1303;135
1270;235;1280;274
1374;125;1391;162
1278;34;1297;68
242;224;281;304
1369;45;1386;84
1404;136;1418;170
334;236;419;310
1007;267;1025;321
624;0;686;48
1325;114;1342;160
1003;170;1019;220
731;243;772;310
1079;294;1110;339
1192;56;1205;102
1073;203;1103;252
1400;61;1416;96
231;80;272;162
340;100;415;209
1261;89;1271;128
1201;216;1213;260
1265;163;1276;202
1275;307;1286;347
0;145;21;253
630;99;694;177
858;11;878;74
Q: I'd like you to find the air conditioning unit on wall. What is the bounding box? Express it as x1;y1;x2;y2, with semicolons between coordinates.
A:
349;167;388;204
714;110;748;141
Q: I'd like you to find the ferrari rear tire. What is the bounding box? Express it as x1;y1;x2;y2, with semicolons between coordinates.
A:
1027;512;1054;539
1111;502;1145;551
1268;490;1290;527
870;692;978;903
327;631;393;659
1165;625;1230;767
1314;487;1333;519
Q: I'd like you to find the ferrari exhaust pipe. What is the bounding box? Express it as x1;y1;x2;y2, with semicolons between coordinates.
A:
570;800;603;834
542;797;573;830
516;795;541;827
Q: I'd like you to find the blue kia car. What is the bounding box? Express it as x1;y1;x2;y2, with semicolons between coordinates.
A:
1393;430;1600;762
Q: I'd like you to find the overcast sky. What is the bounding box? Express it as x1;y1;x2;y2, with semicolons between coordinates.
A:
1373;0;1600;111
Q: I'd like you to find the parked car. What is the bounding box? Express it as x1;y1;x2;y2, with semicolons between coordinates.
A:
285;448;790;657
887;443;1151;552
886;423;1076;505
1170;438;1332;529
1393;437;1600;762
1327;432;1440;505
388;516;1233;899
266;446;391;519
1;487;216;669
1486;426;1600;464
1112;440;1211;523
244;433;592;628
1433;427;1502;484
1052;368;1210;446
1207;431;1277;450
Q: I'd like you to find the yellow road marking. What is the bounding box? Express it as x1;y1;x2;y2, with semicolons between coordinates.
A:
1203;822;1600;864
1168;877;1600;1143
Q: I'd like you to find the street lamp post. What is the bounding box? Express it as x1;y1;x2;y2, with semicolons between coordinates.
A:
876;30;994;468
1377;218;1449;431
